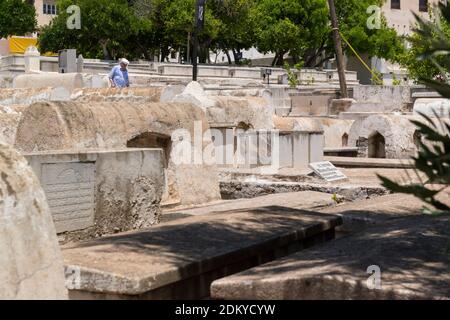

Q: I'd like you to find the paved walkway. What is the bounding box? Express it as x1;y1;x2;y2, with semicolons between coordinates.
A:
162;191;335;222
211;194;450;300
63;199;341;299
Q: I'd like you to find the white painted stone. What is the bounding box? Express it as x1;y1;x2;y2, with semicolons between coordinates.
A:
172;81;216;109
293;133;310;168
24;46;40;73
295;69;328;83
235;131;249;168
50;87;71;101
229;67;261;79
13;73;108;91
0;142;68;299
309;161;347;182
317;118;354;148
279;134;294;168
309;133;325;163
160;85;186;102
413;98;450;117
353;85;412;111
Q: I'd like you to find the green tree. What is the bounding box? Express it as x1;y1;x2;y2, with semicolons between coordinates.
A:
336;0;403;62
396;6;450;82
252;0;330;66
131;0;221;62
379;3;450;213
0;0;37;38
163;0;221;63
38;0;144;60
251;0;403;67
209;0;257;64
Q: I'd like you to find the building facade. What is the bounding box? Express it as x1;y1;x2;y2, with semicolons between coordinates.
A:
30;0;58;27
347;0;446;84
382;0;443;36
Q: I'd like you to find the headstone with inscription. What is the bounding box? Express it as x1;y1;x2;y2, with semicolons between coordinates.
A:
41;162;96;233
309;161;347;182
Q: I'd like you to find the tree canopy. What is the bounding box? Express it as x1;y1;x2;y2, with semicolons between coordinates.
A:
37;0;404;65
379;3;450;215
240;0;404;66
396;6;450;81
0;0;37;38
38;0;143;59
252;0;330;66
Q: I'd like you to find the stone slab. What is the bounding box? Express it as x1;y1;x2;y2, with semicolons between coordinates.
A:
211;214;450;300
219;167;423;201
0;142;68;299
25;148;165;237
162;191;336;222
41;162;96;233
63;207;342;298
411;91;441;99
309;161;347;182
413;98;450;117
219;166;421;186
290;95;330;116
325;156;414;168
338;112;389;121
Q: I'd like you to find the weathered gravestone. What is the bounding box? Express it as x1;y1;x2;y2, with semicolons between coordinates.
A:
0;143;67;299
309;161;347;182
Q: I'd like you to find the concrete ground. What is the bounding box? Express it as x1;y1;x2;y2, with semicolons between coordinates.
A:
211;193;450;300
63;199;341;299
61;163;448;300
322;193;431;232
219;166;424;201
162;191;336;222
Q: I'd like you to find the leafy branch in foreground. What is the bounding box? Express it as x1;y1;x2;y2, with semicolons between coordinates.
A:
378;110;450;212
378;3;450;213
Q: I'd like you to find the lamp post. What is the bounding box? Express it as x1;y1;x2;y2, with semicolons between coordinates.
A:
192;0;206;81
327;0;348;98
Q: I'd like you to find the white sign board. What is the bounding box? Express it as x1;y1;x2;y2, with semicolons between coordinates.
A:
309;161;347;182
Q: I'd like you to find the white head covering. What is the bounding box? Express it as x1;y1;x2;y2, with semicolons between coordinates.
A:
120;58;130;65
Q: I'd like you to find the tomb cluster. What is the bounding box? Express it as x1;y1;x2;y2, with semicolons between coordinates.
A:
1;60;449;300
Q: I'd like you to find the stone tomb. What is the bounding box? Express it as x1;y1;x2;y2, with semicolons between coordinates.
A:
211;214;450;300
63;206;342;299
0;142;67;299
289;93;334;117
25;148;165;236
231;130;323;169
348;115;418;159
13;73;108;91
413;98;450;117
14;101;221;207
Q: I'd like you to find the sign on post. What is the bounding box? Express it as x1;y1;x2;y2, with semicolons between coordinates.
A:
196;0;206;31
309;161;347;182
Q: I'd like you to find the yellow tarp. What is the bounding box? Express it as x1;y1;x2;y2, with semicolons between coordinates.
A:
9;37;38;54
